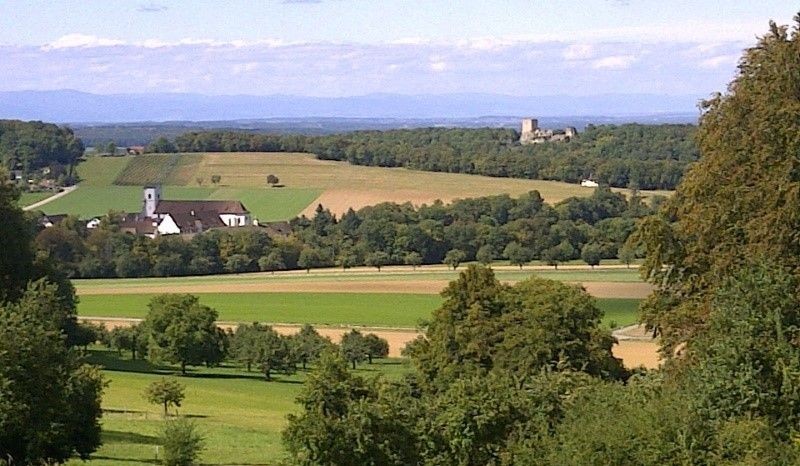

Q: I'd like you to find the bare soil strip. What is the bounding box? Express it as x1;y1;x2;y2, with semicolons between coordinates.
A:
80;317;660;367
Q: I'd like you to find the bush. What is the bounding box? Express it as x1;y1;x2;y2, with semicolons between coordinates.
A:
162;418;204;466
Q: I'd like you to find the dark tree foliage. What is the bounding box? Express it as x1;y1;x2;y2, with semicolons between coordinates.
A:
630;15;800;352
0;120;83;175
165;124;697;190
41;187;651;280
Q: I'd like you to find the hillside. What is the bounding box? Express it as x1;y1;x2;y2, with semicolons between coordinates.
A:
39;152;669;219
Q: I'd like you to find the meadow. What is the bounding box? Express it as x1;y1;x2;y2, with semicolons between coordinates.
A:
39;152;668;220
66;349;410;466
77;291;640;329
18;191;53;207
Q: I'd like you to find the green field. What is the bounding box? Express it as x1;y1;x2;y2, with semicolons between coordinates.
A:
66;349;410;466
18;191;53;206
78;292;639;329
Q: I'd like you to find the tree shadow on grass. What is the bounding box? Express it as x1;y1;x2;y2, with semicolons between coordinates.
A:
91;456;160;464
103;429;160;445
86;349;175;374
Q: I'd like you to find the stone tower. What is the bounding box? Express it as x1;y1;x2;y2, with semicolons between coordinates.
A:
143;185;162;218
521;118;538;134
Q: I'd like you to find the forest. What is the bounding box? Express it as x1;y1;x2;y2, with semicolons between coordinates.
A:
33;187;653;279
149;123;698;190
0;120;84;175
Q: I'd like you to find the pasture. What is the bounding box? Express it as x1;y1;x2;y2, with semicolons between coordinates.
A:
66;349;410;466
18;191;53;207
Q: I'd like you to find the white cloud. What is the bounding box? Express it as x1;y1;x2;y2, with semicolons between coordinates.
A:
43;34;125;50
563;43;595;60
592;55;636;69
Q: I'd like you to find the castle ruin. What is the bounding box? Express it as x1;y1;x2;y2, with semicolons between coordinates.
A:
519;118;577;144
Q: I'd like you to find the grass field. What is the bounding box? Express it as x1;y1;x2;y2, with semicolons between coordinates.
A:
18;191;54;206
78;291;640;329
66;349;410;466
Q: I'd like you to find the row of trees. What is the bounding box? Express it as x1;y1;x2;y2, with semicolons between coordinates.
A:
281;16;800;464
147;123;697;190
33;186;655;279
102;294;389;378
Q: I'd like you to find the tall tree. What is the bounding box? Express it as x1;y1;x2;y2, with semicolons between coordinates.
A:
143;294;222;374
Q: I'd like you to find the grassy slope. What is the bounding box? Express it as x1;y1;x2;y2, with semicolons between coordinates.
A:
43;155;320;220
66;349;410;466
18;191;53;206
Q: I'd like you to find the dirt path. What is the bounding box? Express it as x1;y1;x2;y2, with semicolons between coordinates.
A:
23;185;78;211
80;317;660;367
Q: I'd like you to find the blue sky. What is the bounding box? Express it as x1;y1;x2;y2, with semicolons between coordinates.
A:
0;1;797;96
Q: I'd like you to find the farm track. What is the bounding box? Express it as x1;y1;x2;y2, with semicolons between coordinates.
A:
80;317;659;367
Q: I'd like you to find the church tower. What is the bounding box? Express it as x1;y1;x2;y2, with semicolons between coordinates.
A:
143;185;162;218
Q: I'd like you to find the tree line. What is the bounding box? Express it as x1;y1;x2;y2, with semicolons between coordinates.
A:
94;294;389;378
147;123;698;190
33;186;655;279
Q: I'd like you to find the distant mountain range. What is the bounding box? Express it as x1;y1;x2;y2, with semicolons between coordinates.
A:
0;90;701;123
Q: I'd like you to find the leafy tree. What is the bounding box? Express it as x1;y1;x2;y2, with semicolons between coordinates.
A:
404;251;423;270
297;247;322;273
258;250;286;274
617;242;636;268
503;241;531;269
162;418;204;466
340;329;369;369
631;15;800;350
290;324;334;369
365;251;391;272
0;169;35;302
476;244;495;266
541;240;575;270
255;326;296;381
210;174;221;185
0;287;105;464
224;253;253;273
144;377;186;416
229;323;263;371
580;242;603;268
105;141;117;156
443;248;467;270
143;294;222;374
147;136;177;153
364;333;389;363
109;325;147;359
283;352;419;465
266;174;280;187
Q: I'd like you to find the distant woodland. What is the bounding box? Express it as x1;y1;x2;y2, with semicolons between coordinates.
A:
147;124;698;190
0;120;84;175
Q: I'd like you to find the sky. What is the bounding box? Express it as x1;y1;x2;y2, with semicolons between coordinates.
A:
0;0;797;97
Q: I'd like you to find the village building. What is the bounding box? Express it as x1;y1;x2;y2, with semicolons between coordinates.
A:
119;186;253;237
519;118;578;145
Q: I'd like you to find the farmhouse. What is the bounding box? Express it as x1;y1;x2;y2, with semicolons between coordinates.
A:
119;186;253;237
520;118;577;145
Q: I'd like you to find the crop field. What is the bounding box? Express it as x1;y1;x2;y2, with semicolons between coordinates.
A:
77;292;639;329
66;349;410;466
